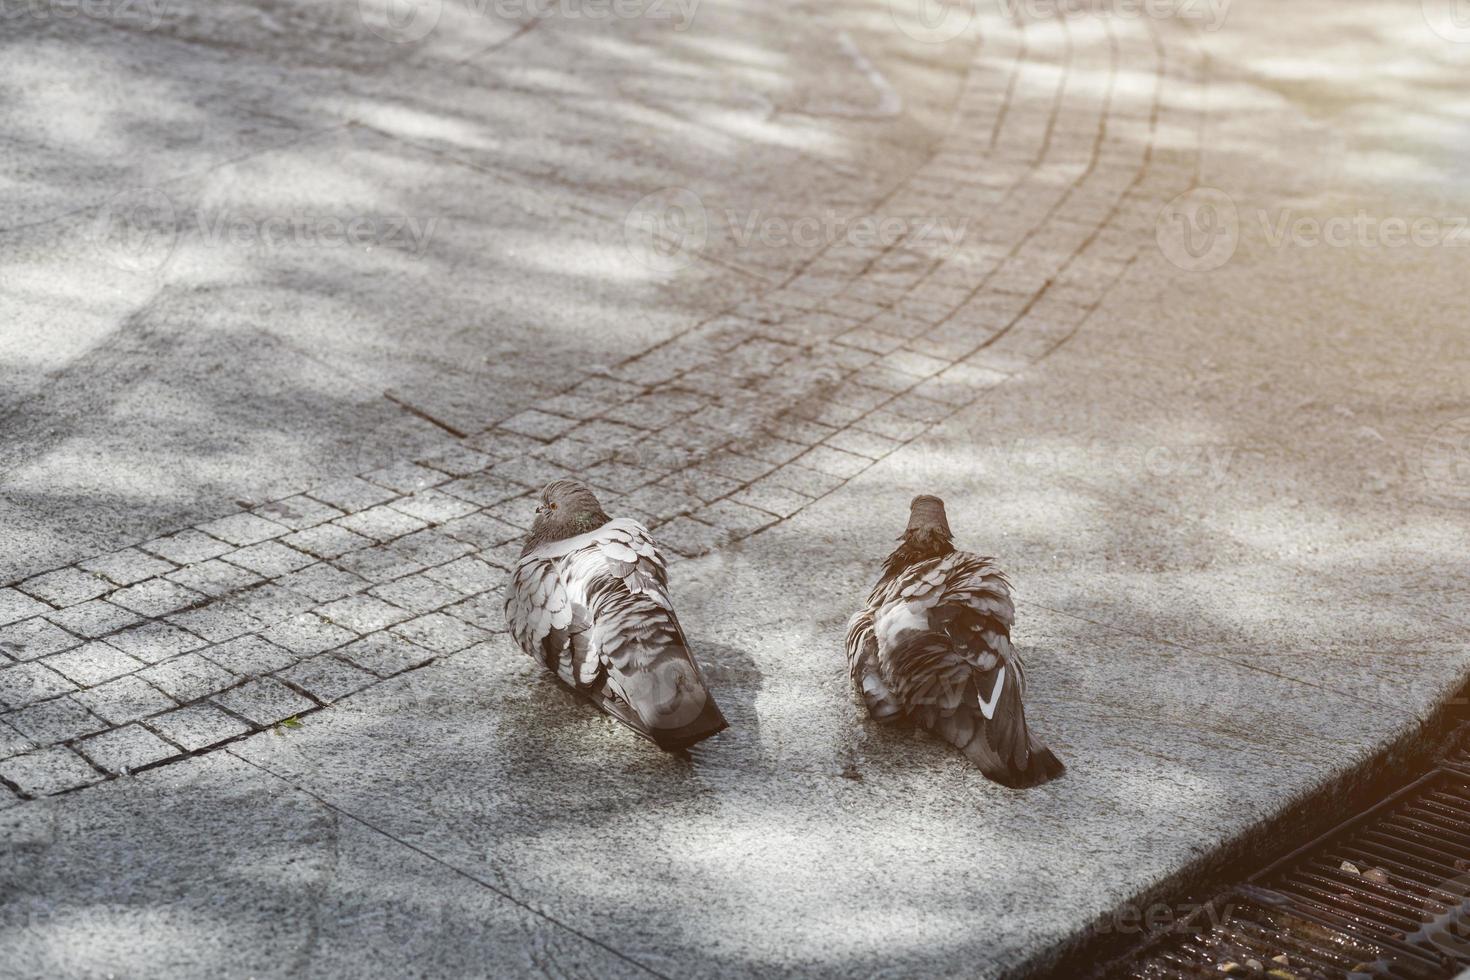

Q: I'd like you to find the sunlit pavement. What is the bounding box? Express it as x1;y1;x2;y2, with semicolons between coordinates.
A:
1;0;1468;975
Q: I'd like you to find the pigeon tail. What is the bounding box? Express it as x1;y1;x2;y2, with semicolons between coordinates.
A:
941;711;1065;788
971;736;1064;789
903;658;1066;788
639;693;728;751
602;647;728;751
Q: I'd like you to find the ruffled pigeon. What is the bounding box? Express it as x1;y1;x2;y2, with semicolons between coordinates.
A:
504;480;728;750
845;495;1063;787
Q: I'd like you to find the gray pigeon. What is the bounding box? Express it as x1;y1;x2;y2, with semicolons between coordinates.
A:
504;479;728;750
845;495;1063;787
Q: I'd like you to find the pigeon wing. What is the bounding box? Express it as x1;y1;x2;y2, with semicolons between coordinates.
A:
568;522;727;745
846;608;902;723
565;522;685;684
873;553;1061;787
506;552;593;687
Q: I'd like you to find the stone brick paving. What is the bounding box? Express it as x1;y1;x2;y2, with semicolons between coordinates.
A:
0;8;1202;803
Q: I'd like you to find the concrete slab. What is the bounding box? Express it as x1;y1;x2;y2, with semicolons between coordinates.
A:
0;752;650;979
217;522;1427;977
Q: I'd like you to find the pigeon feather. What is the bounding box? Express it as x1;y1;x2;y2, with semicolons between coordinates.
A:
846;495;1063;787
505;481;727;750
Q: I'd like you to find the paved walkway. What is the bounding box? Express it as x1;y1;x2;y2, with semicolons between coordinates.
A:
0;2;1191;788
2;0;1468;976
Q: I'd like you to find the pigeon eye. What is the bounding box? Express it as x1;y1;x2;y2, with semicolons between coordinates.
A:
548;502;557;511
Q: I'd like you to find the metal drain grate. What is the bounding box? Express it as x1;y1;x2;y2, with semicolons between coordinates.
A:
1105;742;1470;980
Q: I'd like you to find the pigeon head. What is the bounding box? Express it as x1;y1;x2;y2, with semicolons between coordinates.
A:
906;494;952;535
879;493;957;581
522;479;612;554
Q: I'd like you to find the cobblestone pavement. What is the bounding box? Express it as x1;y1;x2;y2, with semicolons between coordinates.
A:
0;7;1206;804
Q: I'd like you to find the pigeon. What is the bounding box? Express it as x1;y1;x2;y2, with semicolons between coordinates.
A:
504;479;728;750
845;495;1063;787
